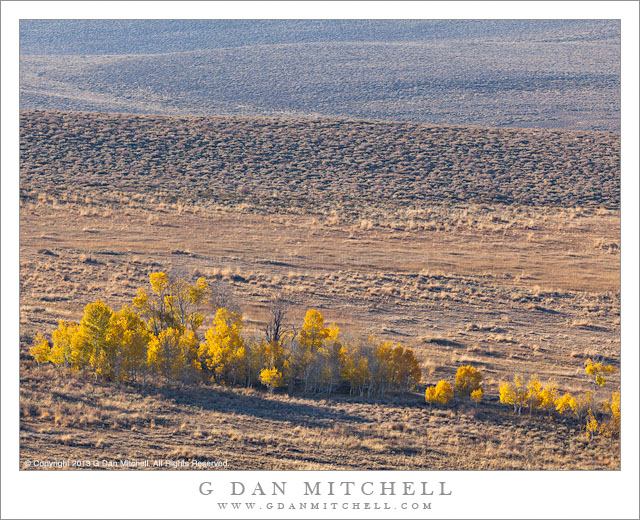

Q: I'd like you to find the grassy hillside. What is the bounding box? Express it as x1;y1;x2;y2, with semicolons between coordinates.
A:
20;110;620;213
19;109;620;469
20;364;620;470
19;190;621;470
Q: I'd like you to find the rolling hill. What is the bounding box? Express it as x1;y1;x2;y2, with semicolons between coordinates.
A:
19;20;620;130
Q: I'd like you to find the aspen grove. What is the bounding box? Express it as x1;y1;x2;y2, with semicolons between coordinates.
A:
29;272;620;441
31;272;422;397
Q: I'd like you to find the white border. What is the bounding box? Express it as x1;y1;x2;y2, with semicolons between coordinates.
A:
2;3;638;519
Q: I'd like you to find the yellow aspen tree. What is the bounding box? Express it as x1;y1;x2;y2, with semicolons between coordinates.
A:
318;341;344;394
499;375;528;414
263;337;285;373
425;385;438;404
390;345;405;388
371;338;395;397
404;347;422;391
133;272;174;335
585;358;615;390
471;388;483;406
133;274;207;387
339;342;370;396
228;343;247;386
73;300;113;377
352;356;370;397
178;330;201;388
30;334;50;368
244;339;267;387
436;381;454;404
454;365;482;398
499;382;518;412
296;309;338;393
425;380;453;406
609;391;621;435
339;343;357;393
49;320;79;366
198;308;244;384
166;276;208;335
555;392;573;415
392;345;422;393
106;306;151;384
598;391;620;440
586;410;599;440
298;309;331;351
560;391;594;422
259;367;283;393
524;375;543;415
147;327;183;386
538;381;559;416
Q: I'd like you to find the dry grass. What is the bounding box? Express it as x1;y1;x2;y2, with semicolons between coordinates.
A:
18;197;620;469
20;364;619;470
18;111;620;470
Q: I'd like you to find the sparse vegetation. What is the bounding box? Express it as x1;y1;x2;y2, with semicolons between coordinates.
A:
20;20;620;131
19;110;620;470
20;110;621;213
496;363;620;443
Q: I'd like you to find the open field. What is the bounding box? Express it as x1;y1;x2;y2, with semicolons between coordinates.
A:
20;20;620;130
19;110;620;469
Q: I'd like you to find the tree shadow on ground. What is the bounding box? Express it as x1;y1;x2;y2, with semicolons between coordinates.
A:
150;385;373;429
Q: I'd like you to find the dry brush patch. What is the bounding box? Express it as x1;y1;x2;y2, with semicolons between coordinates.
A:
20;111;619;213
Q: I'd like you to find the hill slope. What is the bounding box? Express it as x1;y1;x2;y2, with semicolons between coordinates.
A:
20;110;620;211
19;20;620;130
19;20;620;55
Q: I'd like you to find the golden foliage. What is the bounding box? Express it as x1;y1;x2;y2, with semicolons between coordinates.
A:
568;391;594;422
585;358;615;389
259;367;283;393
454;365;482;397
106;306;152;383
49;320;78;366
554;390;594;422
524;375;543;415
76;300;114;374
554;392;573;415
538;382;559;414
598;391;620;439
586;410;599;440
425;380;453;406
148;327;184;385
499;375;528;414
198;308;245;384
470;388;483;404
339;342;370;396
29;333;50;367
